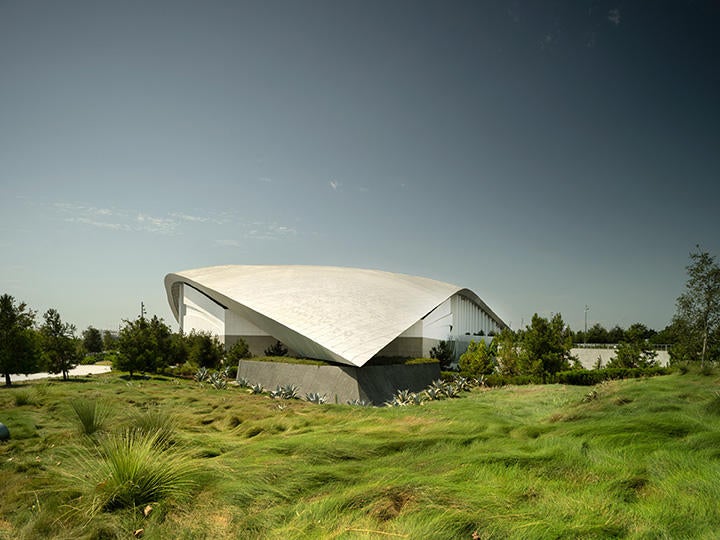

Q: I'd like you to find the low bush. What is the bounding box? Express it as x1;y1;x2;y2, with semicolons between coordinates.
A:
555;367;670;386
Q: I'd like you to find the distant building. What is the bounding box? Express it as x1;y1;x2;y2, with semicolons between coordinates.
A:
164;265;507;366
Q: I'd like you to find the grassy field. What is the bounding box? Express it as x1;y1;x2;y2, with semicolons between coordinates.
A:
1;369;719;539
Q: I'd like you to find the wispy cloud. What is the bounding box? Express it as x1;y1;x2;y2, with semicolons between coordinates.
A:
329;180;340;191
608;8;621;26
243;222;297;241
215;239;242;248
136;213;177;234
54;202;299;240
55;203;180;234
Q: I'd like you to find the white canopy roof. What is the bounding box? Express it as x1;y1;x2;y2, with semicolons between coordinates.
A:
165;265;503;367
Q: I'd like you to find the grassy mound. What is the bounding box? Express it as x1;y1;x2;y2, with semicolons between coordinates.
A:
1;371;720;538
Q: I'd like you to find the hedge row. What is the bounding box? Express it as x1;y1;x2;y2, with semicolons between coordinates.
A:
440;367;671;387
554;367;670;385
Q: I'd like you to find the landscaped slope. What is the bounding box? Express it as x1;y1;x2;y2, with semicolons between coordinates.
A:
1;371;719;539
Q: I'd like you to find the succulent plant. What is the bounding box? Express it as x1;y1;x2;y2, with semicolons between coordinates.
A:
305;392;327;404
194;367;209;383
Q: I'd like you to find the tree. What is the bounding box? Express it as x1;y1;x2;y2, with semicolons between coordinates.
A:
495;329;521;376
607;341;657;369
40;308;81;380
429;340;455;370
585;323;609;344
226;338;252;364
458;339;497;378
623;323;656;343
0;294;41;386
187;331;225;369
116;315;172;378
83;326;104;354
264;340;288;357
102;330;118;351
673;247;720;365
520;313;575;379
607;325;625;344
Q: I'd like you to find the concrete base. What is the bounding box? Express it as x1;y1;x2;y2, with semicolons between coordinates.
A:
237;359;440;405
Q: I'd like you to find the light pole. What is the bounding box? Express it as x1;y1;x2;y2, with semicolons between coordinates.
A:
584;305;590;341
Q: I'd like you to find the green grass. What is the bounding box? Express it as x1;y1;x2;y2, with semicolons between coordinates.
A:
70;398;111;435
2;371;720;538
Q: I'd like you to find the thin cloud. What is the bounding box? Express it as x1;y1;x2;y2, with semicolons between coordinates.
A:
54;202;298;240
329;180;340;191
136;214;177;235
170;212;211;223
65;217;130;231
608;8;621;26
215;239;242;247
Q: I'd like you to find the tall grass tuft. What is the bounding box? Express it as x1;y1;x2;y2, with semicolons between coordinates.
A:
706;392;720;415
13;390;34;406
80;429;198;513
128;407;178;448
70;399;111;436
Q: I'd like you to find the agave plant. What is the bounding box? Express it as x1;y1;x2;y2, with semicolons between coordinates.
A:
208;371;227;390
249;383;265;394
423;387;443;401
237;377;250;388
194;367;209;383
453;376;472;392
428;379;448;394
270;385;299;399
305;392;327;404
347;399;371;407
442;383;460;398
386;389;423;407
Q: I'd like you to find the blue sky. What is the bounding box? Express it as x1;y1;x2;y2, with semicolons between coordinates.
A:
1;1;718;334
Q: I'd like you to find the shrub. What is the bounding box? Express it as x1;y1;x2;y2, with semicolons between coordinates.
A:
71;430;197;513
554;367;670;386
459;340;497;378
226;339;252;363
264;341;288;357
71;399;111;436
429;340;455;370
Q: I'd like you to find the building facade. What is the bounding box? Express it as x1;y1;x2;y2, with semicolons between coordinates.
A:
165;265;507;366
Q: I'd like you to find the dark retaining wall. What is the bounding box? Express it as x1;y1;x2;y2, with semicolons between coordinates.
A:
237;360;440;405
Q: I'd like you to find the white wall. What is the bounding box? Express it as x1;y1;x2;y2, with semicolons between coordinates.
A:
572;347;670;369
225;308;271;337
422;298;453;340
181;283;226;341
450;294;501;338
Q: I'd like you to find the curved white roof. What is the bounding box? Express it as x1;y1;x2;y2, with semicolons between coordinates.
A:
164;265;505;367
